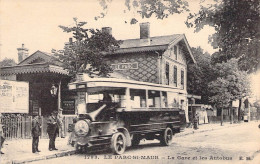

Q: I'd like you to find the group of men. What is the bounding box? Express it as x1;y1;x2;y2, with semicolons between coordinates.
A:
31;109;65;153
32;109;65;153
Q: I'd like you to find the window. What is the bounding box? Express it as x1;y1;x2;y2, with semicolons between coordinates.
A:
165;62;169;85
174;66;177;87
148;90;161;107
130;89;146;108
161;91;168;108
181;70;184;89
174;45;178;60
87;89;126;107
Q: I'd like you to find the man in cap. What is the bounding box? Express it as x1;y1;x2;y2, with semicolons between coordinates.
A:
31;115;41;153
47;111;59;151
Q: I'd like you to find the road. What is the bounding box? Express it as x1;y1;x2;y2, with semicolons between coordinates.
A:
32;122;260;164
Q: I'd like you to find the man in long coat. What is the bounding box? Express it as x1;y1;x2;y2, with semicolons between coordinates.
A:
31;115;41;153
47;111;59;151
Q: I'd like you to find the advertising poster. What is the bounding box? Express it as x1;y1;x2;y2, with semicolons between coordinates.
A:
0;80;29;113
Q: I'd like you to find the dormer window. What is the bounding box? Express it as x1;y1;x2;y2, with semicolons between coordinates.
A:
174;45;178;60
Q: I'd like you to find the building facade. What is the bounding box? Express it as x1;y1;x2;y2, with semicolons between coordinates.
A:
106;22;195;110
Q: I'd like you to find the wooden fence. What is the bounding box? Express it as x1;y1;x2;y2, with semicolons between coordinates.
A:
0;115;75;140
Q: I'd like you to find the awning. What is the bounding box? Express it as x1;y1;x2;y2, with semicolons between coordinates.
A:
0;63;69;76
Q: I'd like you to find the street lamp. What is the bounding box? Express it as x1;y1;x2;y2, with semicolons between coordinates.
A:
50;84;58;97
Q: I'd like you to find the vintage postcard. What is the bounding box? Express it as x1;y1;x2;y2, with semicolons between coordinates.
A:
0;0;259;164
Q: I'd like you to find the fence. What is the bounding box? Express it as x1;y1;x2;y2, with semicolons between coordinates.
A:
1;115;33;140
0;115;75;140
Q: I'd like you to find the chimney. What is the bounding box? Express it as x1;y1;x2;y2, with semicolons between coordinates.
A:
139;22;150;45
102;27;112;35
140;22;150;39
69;38;73;43
17;44;29;63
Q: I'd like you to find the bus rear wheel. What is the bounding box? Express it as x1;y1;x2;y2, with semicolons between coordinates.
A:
111;132;126;155
160;127;173;146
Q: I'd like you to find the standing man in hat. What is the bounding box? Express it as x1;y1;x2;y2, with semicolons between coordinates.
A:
57;108;65;138
31;115;41;153
47;111;59;151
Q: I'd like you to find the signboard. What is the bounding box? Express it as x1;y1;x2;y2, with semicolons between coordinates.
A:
62;100;75;115
0;80;29;113
111;62;138;70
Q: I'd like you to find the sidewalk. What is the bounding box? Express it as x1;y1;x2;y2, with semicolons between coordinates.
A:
0;122;251;164
0;137;76;164
175;121;242;137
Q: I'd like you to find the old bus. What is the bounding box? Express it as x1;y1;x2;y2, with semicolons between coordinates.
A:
68;78;186;154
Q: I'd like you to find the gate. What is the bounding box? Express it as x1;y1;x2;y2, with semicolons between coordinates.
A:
0;115;33;139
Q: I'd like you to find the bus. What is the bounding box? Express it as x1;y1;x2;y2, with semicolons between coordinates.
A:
68;78;187;154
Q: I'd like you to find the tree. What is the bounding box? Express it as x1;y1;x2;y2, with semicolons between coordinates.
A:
208;77;232;126
186;0;260;72
53;18;121;79
187;47;214;104
97;0;189;24
210;59;251;123
0;58;16;67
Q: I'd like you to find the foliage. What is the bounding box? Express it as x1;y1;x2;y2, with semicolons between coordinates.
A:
53;18;121;79
186;0;260;72
212;59;251;101
208;77;232;108
187;47;214;104
0;58;16;67
97;0;189;24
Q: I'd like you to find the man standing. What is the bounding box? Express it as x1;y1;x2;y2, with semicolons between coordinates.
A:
57;108;65;138
47;111;59;151
0;114;5;154
32;115;41;153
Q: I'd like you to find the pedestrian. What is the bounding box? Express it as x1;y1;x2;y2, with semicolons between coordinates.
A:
67;117;78;146
47;111;59;151
194;113;199;130
0;114;5;154
57;108;65;138
31;115;41;153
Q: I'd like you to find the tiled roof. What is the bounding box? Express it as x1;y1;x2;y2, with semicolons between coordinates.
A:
112;34;182;54
120;34;181;49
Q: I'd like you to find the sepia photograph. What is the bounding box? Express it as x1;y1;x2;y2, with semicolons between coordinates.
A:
0;0;259;163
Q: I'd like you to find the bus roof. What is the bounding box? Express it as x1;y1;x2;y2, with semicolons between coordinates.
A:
68;78;187;94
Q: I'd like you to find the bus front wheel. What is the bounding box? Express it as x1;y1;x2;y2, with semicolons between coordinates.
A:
111;132;126;155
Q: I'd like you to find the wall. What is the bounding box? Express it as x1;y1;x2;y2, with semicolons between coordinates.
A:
106;52;159;83
161;43;187;91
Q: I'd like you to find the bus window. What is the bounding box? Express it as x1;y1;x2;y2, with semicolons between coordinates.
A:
130;89;146;108
161;91;168;108
88;94;103;103
148;90;161;107
87;89;126;107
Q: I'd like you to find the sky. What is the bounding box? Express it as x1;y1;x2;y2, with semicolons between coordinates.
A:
0;0;259;99
0;0;216;62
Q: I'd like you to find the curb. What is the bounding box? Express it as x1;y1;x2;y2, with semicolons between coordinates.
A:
5;150;76;164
